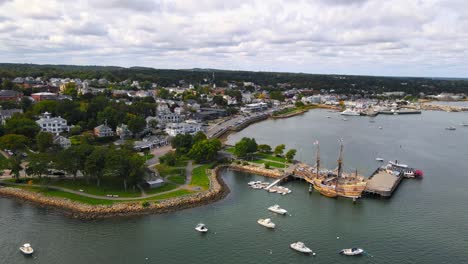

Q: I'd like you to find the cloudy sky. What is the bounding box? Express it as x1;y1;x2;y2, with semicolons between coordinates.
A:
0;0;467;77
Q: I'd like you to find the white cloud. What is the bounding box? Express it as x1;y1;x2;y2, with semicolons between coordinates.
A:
0;0;467;77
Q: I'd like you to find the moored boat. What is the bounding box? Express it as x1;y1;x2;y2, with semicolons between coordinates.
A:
268;204;287;215
340;109;361;116
340;247;364;256
446;126;456;130
290;242;313;254
19;243;34;255
376;157;384;162
257;218;275;229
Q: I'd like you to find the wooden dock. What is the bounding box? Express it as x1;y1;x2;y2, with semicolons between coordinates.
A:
364;169;403;197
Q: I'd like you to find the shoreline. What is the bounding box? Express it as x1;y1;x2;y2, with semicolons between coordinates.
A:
0;165;231;220
0;164;285;219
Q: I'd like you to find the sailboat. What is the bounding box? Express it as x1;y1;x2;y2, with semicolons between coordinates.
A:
313;141;367;199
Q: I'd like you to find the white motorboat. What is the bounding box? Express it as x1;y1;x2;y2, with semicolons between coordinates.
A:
389;160;408;168
248;181;256;186
460;123;468;127
268;204;288;215
340;109;361;116
378;126;383;129
342;118;348;121
19;243;34;255
195;223;208;233
290;242;313;254
340;248;364;256
257;218;275;229
375;157;384;162
446;126;456;130
268;188;277;193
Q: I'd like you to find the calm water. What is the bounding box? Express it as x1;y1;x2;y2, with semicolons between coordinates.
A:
1;110;468;264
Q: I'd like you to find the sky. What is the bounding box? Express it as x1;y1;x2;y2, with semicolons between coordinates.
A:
0;0;467;78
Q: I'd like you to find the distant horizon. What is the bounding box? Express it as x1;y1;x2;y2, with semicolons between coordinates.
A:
1;1;467;79
2;62;468;81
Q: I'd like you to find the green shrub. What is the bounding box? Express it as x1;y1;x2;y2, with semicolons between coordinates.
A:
141;201;150;208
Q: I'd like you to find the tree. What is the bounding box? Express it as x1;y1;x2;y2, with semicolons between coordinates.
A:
158;88;170;99
56;144;93;181
26;153;50;178
269;90;285;101
127;115;146;135
171;134;193;155
159;151;177;166
85;147;107;187
63;82;78;97
0;134;29;151
4;115;40;139
212;95;227;106
32;100;58;116
9;154;23;180
193;131;207;143
257;144;272;153
35;131;53;152
234;137;257;158
295;101;305;107
285;149;297;162
105;149;145;191
188;139;222;163
274;144;285;157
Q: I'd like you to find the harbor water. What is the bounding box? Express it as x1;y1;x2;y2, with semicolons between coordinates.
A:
1;110;468;263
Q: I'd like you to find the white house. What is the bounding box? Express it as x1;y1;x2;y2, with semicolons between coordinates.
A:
165;122;201;137
53;135;71;149
36;112;69;133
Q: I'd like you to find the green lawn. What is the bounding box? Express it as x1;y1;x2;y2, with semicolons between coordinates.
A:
191;164;212;189
256;153;286;163
144;183;178;195
14;185;116;205
167;175;186;185
30;177;142;198
143;189;194;201
225;147;235;154
155;164;185;178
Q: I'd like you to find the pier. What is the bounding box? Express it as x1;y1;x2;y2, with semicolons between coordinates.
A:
363;168;403;197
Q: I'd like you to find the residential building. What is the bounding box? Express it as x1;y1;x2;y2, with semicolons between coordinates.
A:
116;124;133;139
165;122;202;137
53;135;71;149
94;123;114;137
157;112;184;126
0;109;23;124
36;112;69;133
0;90;22;101
31;92;57;102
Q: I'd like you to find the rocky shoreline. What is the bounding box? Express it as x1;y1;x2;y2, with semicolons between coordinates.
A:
0;165;232;220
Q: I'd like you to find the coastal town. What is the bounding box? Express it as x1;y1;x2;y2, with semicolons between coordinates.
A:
0;69;465;219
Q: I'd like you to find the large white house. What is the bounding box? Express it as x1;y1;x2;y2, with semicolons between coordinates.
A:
165;122;201;137
36;112;69;133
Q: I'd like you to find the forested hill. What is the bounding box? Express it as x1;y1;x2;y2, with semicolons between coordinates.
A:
0;63;467;94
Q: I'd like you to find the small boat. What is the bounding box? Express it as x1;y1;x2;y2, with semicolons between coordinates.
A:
446;126;456;130
375;158;384;162
257;218;275;229
195;223;208;233
388;160;408;168
326;116;331;118
19;243;34;255
268;205;288;215
268;188;277;193
378;126;383;129
248;181;256;186
342;118;348;121
340;247;364;256
290;242;313;254
460;123;468;127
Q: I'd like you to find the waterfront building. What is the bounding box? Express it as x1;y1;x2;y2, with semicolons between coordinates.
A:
165;122;201;137
36;112;69;133
240;102;268;113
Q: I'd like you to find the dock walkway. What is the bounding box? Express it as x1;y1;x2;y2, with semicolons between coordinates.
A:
364;169;403;197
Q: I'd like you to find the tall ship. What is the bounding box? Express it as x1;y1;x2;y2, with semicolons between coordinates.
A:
312;142;367;199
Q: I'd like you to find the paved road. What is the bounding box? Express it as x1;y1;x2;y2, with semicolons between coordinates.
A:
146;145;173;167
